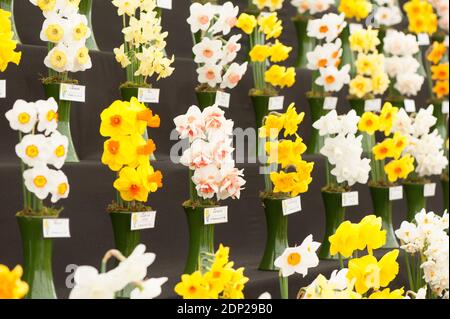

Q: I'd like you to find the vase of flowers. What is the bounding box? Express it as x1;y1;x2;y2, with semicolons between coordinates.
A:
187;1;247;110
173;104;246;274
258;104;314;270
305;13;351;154
313;109;371;259
5;98;71;299
30;2;93;163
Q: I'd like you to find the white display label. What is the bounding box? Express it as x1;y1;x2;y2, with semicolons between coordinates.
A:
342;191;359;207
268;96;284;111
282;196;302;216
43;219;70;238
417;33;430;46
138;88;160;103
0;80;5;98
131;211;156;230
442;100;449;114
323;96;338;110
59;84;85;102
404;99;416;113
156;0;172;10
204;206;228;225
215;91;230;108
349;23;363;34
389;186;403;201
365;99;382;112
424;183;436;197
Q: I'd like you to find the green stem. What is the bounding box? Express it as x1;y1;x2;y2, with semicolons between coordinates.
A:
279;274;289;299
404;252;415;292
338;254;344;270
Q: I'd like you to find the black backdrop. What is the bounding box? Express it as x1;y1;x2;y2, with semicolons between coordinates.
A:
0;0;445;298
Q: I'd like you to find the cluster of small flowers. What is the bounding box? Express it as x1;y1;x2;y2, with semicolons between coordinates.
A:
187;2;247;90
396;210;449;298
392;106;448;177
383;30;424;97
314;110;371;186
5;98;69;203
174;105;246;201
30;0;92;73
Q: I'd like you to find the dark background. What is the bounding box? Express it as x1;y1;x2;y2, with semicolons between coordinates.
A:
0;0;446;298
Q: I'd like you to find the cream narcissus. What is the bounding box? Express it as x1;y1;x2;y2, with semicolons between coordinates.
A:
236;11;295;93
187;2;247;91
30;0;92;73
0;264;29;299
175;245;249;299
112;0;174;85
259;104;314;197
100;98;162;206
0;9;21;72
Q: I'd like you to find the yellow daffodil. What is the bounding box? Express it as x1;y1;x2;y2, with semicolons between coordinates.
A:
392;132;408;159
101;135;135;171
378;250;400;288
280;67;296;89
347;254;381;294
268;40;292;63
214;244;230;268
265;64;285;87
349;28;380;54
357;215;386;254
379;102;398;136
0;264;29;299
270;171;297;194
431;63;449;81
371;72;390;95
260;114;285;138
373;139;395;160
249;44;270;63
384;154;415;183
355;53;377;76
174;271;210;299
427;42;446;65
113;166;150;202
329;221;360;258
283;104;304;137
433;80;449;99
100;100;144;137
358;112;380;135
349;75;372;98
404;0;437;35
258;13;282;39
369;287;405;299
35;0;57;13
222;267;248;299
236;13;257;35
338;0;373;21
137;161;163;193
0;9;21;72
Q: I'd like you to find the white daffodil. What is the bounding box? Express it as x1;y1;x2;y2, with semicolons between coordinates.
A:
307;40;342;71
114;244;156;285
139;0;157;12
315;64;350;92
15;134;50;168
72;45;92;72
221;34;242;65
36;98;59;135
210;1;239;35
40;13;68;43
258;292;272;299
186;2;215;33
69;266;117;299
394;73;424;97
173;105;205;141
220;62;247;89
47;131;68;169
197;63;223;88
57;0;81;17
49;169;70;203
307;13;346;42
67;13;91;43
112;0;140;16
274;235;320;277
113;44;131;68
193;38;224;65
44;43;74;73
130;277;168;299
23;165;54;200
5;100;38;133
192;164;221;199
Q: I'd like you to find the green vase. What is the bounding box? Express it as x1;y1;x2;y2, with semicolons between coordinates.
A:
431;101;448;141
259;197;289;271
348;97;365;116
183;205;215;274
120;87;139;102
369;186;399;248
109;211;141;298
403;182;427;222
0;0;20;42
340;25;355;75
442;178;449;212
195;90;217;110
293;17;315;69
306;95;328;154
43;83;79;163
17;216;57;299
250;94;271;158
79;0;98;50
319;191;346;260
